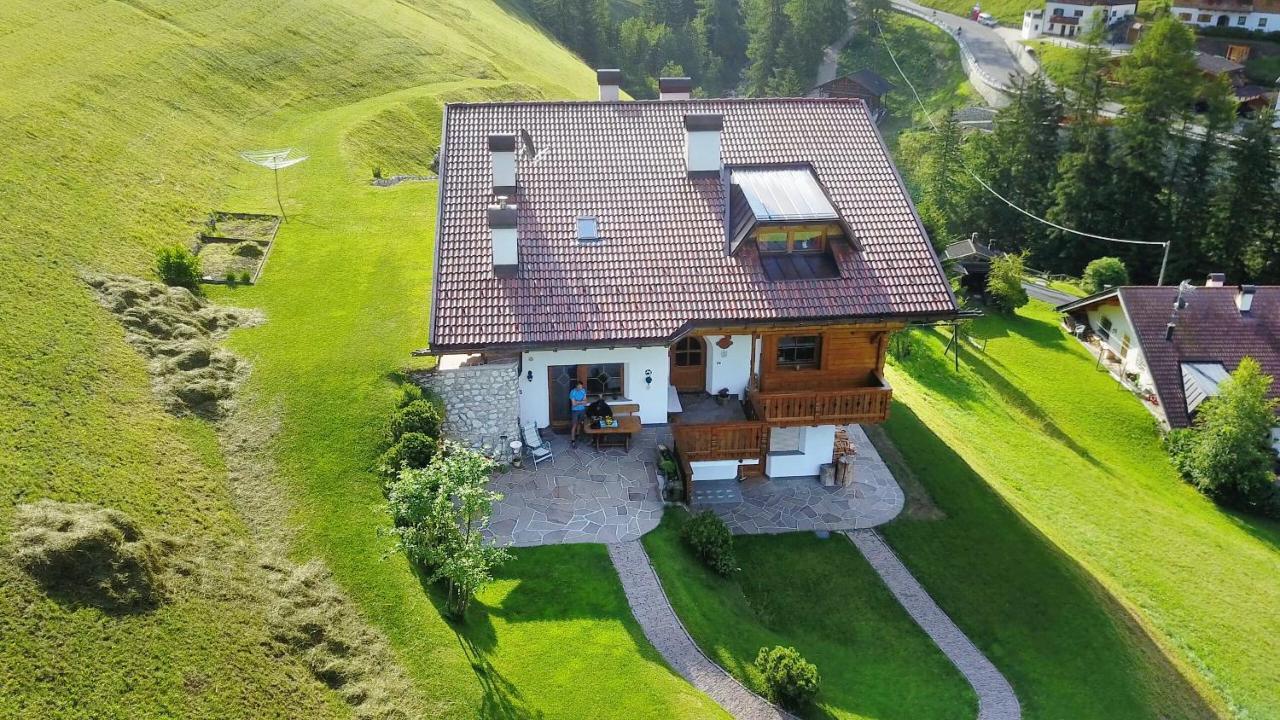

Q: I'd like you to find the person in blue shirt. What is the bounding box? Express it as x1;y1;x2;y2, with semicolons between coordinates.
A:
569;381;588;448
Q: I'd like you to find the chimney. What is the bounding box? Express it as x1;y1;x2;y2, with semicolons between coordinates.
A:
597;68;622;101
489;198;518;274
1237;284;1256;313
488;134;516;195
1206;272;1226;287
1165;322;1176;341
684;114;723;176
659;76;693;100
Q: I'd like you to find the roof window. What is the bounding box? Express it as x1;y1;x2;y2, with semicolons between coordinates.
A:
576;215;600;242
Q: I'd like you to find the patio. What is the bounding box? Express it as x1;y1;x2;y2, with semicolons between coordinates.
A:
483;418;904;547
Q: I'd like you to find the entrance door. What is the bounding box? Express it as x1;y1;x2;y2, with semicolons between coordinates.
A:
547;363;627;430
548;365;578;430
669;336;706;392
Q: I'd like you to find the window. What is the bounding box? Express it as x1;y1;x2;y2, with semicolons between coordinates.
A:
585;364;624;396
1120;335;1131;359
1052;7;1063;15
1098;316;1113;340
777;336;821;368
1198;13;1211;22
576;215;599;241
1259;17;1268;27
1074;9;1083;16
1237;15;1246;24
756;225;830;253
1178;11;1191;20
673;337;703;367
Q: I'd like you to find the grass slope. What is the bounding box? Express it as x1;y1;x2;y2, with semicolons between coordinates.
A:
904;0;1037;25
1;0;721;716
885;302;1280;718
645;510;976;720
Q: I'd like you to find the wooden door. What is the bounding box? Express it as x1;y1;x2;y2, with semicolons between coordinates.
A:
548;364;579;430
669;337;706;392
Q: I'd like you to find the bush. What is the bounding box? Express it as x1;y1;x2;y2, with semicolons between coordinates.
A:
986;251;1029;313
377;432;438;474
388;399;443;442
154;244;202;289
1081;256;1129;294
225;271;238;286
239;270;253;284
680;510;737;576
397;382;425;408
1166;357;1279;515
755;645;820;709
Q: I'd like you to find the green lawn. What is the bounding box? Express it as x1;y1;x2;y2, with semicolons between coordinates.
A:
644;510;976;720
1;0;722;716
884;302;1280;718
904;0;1037;25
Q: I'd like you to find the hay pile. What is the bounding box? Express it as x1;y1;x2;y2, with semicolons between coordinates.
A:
11;501;177;611
85;274;260;418
261;558;421;720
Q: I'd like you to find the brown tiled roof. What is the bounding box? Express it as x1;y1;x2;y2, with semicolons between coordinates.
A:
1063;286;1280;427
429;99;957;350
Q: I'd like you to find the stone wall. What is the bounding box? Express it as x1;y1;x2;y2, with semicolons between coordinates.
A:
413;359;520;449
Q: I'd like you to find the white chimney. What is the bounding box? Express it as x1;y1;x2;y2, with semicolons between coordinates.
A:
1206;272;1226;287
659;76;693;100
489;199;518;274
488;134;516;194
1237;284;1256;313
684;114;722;176
597;68;622;101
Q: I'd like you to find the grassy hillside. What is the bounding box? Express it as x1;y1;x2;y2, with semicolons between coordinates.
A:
885;303;1280;718
0;1;721;717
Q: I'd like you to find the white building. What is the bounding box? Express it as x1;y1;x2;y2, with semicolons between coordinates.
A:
1023;0;1137;38
1171;0;1280;30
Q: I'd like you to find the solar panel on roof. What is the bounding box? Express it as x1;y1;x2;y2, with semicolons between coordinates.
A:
731;168;839;223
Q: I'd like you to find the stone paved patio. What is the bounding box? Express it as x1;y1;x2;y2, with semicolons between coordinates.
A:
483;426;667;546
697;425;904;535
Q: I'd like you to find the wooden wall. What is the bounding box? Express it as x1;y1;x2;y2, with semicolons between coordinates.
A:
757;324;897;392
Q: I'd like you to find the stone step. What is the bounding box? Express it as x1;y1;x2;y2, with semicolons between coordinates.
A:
690;479;743;506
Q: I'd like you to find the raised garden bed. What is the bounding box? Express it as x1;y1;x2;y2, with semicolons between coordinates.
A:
196;211;280;285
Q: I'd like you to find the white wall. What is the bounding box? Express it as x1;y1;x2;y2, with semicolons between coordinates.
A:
1043;2;1129;32
703;334;753;397
765;425;837;478
1085;305;1153;389
1171;5;1267;27
519;346;671;426
690;458;759;481
1023;9;1044;39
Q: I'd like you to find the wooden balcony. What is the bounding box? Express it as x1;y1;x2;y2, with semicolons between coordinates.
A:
671;421;769;462
747;375;892;426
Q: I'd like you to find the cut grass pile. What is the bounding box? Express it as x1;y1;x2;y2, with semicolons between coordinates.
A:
1;0;717;716
197;241;263;281
884;302;1280;717
644;509;976;720
206;215;278;243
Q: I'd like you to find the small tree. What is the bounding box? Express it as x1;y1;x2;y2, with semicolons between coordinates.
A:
386;443;510;616
1081;257;1129;294
389;399;444;443
986;252;1029;313
1167;357;1279;515
755;645;820;709
154;244;202;289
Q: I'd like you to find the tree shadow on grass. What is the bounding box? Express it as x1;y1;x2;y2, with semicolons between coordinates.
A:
880;404;1221;719
1221;503;1280;554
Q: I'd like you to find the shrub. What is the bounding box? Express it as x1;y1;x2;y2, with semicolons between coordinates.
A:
154;244;202;289
388;399;444;442
680;510;737;576
11;501;174;611
986;251;1029;313
755;645;820;709
239;270;253;284
1081;256;1129;294
1166;357;1279;515
397;382;425;408
225;272;238;286
377;432;438;474
372;165;383;179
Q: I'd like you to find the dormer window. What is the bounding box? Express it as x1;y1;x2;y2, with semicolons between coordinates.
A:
577;215;599;241
757;226;830;253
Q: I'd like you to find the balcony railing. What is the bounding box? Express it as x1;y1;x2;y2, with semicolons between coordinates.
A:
671;421;770;462
748;379;892;426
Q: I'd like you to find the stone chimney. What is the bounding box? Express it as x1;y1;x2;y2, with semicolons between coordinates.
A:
684;114;722;176
489;198;518;275
488;134;516;195
659;76;693;100
1206;272;1226;287
1237;284;1256;313
597;68;622;102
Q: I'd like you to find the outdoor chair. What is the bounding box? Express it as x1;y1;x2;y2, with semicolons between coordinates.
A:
521;420;554;469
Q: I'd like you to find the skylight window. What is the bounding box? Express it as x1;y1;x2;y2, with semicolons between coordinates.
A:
577;215;600;242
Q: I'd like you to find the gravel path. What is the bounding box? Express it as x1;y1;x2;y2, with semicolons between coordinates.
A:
846;530;1021;720
607;541;793;720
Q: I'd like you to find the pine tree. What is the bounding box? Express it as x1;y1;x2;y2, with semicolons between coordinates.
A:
1165;74;1236;281
917;109;968;247
693;0;747;95
980;74;1062;254
744;0;792;96
1207;110;1279;282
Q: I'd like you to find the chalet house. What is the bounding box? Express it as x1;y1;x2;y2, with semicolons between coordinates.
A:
1171;0;1280;30
811;70;895;122
426;71;958;484
1022;0;1137;39
1057;276;1280;434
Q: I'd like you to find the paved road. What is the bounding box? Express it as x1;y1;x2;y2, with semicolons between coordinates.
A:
1023;281;1079;306
891;0;1028;101
816;23;858;87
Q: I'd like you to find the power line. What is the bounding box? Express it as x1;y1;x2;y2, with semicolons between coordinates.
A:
873;20;1172;281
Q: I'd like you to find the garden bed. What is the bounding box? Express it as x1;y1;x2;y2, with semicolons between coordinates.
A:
196;211;280;285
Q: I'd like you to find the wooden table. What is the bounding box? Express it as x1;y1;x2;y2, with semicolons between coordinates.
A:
583;415;641;451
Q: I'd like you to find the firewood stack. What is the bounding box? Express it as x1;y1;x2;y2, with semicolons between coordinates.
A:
832;428;857;487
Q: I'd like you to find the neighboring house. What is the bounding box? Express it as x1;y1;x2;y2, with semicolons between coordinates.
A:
943;236;1001;294
954;105;998;133
1057;275;1280;431
811;70;895;122
1171;0;1280;30
427;71;959;484
1022;0;1136;39
1193;51;1277;114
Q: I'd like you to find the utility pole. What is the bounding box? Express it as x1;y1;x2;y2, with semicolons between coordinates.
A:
1157;241;1171;286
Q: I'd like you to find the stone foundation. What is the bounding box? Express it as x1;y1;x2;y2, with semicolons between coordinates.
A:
413;357;520;449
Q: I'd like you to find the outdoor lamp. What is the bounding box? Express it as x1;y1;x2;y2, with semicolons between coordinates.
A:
645;369;653;387
526;370;533;382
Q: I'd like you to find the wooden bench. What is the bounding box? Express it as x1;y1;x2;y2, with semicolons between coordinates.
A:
584;402;642;450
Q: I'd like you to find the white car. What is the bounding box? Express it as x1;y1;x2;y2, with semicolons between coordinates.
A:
977;12;999;26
